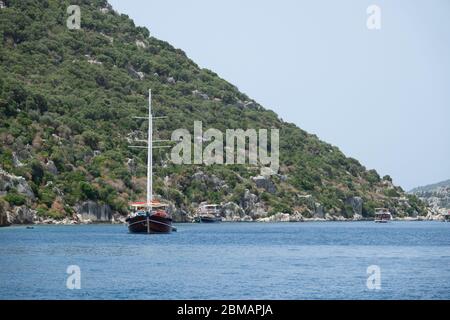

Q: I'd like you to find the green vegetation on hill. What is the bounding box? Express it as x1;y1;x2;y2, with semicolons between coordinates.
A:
0;0;427;219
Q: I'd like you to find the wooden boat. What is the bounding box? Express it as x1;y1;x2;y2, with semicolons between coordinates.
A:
374;208;392;223
126;89;174;234
126;202;174;233
196;204;222;223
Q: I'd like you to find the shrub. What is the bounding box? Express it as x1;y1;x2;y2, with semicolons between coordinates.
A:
4;191;26;206
80;182;99;201
384;188;400;198
36;206;65;220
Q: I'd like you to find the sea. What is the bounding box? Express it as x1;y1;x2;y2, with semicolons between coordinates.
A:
0;221;449;299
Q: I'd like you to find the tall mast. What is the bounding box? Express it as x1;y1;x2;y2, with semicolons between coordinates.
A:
147;89;153;208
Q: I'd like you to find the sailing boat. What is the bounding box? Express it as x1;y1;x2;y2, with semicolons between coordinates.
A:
125;90;174;234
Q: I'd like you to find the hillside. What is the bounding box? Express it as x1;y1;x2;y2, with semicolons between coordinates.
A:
0;0;427;224
409;179;450;212
409;179;450;194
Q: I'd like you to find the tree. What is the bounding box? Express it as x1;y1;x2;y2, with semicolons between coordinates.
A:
80;182;99;201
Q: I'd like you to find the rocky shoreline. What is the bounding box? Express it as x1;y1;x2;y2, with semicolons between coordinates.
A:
0;203;445;227
0;168;445;227
2;162;438;227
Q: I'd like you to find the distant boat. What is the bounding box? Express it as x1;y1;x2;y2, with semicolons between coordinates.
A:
444;211;450;222
196;204;222;223
374;208;392;223
125;90;174;234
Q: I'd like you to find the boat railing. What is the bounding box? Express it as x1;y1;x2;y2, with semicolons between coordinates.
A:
197;205;222;216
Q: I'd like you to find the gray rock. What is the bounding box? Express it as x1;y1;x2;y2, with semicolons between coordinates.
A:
221;202;245;220
162;202;190;223
135;40;146;48
244;101;258;108
45;160;58;175
127;65;145;80
8;206;37;224
112;213;126;224
86;56;102;65
236;100;246;108
289;212;304;222
0;200;10;226
345;196;363;215
192;90;209;100
192;171;226;191
325;213;346;221
258;212;290;222
240;189;267;218
16;146;31;163
313;202;324;218
126;158;137;174
75;201;112;222
252;175;276;194
0;168;35;200
167;77;176;84
12;152;24;167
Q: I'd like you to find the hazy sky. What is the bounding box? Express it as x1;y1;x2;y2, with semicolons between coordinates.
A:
109;0;450;190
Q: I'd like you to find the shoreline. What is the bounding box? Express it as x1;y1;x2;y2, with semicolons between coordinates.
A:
1;216;445;228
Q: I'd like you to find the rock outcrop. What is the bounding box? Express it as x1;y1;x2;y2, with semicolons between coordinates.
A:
192;90;209;100
0;168;35;200
192;171;227;192
7;206;37;224
252;175;276;194
221;202;246;221
258;212;290;222
166;203;190;222
345;196;363;215
45;160;58;175
0;199;10;226
239;189;268;219
75;201;112;222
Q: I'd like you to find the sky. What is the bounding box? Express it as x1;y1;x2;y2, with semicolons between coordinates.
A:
109;0;450;191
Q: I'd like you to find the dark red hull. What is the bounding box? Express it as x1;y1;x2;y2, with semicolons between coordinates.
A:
126;214;173;233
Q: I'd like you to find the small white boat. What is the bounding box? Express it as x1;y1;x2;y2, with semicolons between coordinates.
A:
443;211;450;222
196;204;223;223
374;208;392;223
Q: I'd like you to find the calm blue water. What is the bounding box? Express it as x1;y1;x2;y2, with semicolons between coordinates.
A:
0;221;449;299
